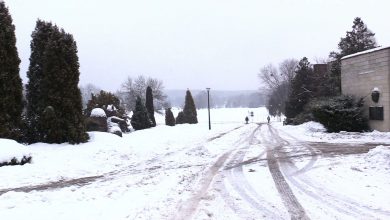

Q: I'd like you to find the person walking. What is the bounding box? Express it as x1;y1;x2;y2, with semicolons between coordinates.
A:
245;116;249;124
267;115;270;124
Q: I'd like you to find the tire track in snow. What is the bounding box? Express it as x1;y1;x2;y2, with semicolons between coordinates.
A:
175;124;273;220
259;126;311;220
0;175;103;196
267;125;361;218
0;126;243;196
216;124;285;219
269;125;390;219
174;151;233;220
268;126;319;175
266;146;310;220
214;174;258;220
224;148;278;219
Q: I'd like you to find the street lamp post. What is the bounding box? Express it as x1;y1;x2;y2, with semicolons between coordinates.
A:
206;88;211;130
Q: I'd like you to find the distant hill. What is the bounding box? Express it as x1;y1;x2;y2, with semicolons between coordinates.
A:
165;89;267;108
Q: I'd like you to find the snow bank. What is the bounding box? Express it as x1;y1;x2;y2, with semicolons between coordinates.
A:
0;132;132;188
299;121;326;133
0;139;32;166
90;108;106;117
276;121;390;143
363;145;390;173
278;121;326;138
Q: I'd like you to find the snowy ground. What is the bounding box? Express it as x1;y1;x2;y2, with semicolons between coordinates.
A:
0;108;389;220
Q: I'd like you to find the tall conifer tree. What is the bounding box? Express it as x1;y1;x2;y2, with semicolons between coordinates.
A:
26;20;55;142
0;1;23;139
285;57;313;119
182;89;198;124
329;17;377;94
26;20;88;143
41;27;88;143
145;86;156;127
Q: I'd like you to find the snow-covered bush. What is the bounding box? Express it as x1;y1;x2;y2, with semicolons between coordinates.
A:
0;139;32;167
85;90;125;117
107;116;124;137
308;95;369;132
86;108;108;132
90;108;106;118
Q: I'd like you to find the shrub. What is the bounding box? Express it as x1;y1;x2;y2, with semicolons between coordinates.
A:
284;111;314;125
0;156;32;167
175;111;185;124
176;90;198;124
182;90;198;124
308;95;369;132
165;108;175;126
131;96;153;130
86;90;125;118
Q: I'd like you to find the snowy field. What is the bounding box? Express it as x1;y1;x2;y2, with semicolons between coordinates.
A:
0;107;389;220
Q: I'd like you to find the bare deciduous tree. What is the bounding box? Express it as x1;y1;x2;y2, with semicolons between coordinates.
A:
258;64;280;90
279;59;298;83
118;75;168;111
258;58;298;116
258;59;298;91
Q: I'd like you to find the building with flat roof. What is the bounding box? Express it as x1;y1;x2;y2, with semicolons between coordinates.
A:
341;46;390;131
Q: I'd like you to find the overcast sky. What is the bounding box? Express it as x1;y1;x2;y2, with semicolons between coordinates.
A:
5;0;390;91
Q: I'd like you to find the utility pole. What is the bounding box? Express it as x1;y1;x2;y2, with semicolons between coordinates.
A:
206;88;211;130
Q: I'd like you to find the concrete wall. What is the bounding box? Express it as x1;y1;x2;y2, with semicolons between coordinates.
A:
341;47;390;131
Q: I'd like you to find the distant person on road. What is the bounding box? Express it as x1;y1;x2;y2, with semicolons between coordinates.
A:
267;116;270;124
245;116;249;124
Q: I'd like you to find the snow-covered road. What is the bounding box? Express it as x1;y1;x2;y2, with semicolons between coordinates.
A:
1;108;389;220
191;122;390;220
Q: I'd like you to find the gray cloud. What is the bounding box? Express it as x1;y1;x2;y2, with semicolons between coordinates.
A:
6;0;390;91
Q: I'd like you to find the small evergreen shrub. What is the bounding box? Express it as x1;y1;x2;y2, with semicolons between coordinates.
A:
182;90;198;124
175;90;198;124
308;95;369;132
131;96;153;130
165;108;175;126
175;111;185;124
0;156;32;167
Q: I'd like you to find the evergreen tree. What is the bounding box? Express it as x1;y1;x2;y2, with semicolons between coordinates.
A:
26;20;88;144
131;96;152;130
329;17;377;94
165;108;175;126
0;1;23;140
85;90;125;117
145;86;156;127
175;111;185;124
338;17;377;56
26;20;55;142
182;89;198;124
285;57;314;119
41;106;61;143
308;95;369;132
42;28;88;143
